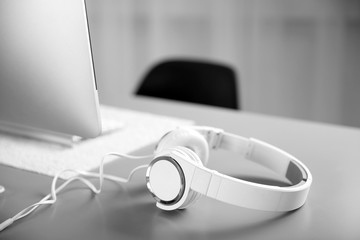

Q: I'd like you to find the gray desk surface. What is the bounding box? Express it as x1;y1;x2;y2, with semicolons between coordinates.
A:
1;96;360;240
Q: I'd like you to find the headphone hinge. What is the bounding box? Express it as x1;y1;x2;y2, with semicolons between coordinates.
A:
205;128;224;150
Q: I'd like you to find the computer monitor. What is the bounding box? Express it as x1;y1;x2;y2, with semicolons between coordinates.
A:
0;0;102;143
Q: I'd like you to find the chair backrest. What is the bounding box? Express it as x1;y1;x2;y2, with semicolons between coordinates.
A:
135;59;240;109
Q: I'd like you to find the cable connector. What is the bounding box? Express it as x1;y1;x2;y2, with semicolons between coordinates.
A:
0;218;14;232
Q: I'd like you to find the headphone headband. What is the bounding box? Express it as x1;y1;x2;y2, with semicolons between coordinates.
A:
190;126;312;211
193;126;309;183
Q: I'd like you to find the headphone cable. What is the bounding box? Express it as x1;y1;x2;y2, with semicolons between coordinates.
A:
0;152;153;232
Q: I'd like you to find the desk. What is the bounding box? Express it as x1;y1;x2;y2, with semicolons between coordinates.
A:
1;96;360;240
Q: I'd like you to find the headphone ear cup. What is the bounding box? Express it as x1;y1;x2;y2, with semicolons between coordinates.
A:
155;128;210;165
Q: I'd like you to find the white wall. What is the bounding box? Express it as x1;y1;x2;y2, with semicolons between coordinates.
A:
86;0;360;128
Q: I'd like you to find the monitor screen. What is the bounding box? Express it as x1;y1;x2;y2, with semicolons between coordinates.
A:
0;0;101;139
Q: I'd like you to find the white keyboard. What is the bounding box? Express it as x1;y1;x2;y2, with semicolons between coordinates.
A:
0;105;193;179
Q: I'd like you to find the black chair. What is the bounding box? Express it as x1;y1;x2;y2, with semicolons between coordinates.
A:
134;59;240;109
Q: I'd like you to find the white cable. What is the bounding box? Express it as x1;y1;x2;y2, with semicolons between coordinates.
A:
0;152;153;232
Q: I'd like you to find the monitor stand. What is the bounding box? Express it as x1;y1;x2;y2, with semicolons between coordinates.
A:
0;115;125;147
0;121;81;147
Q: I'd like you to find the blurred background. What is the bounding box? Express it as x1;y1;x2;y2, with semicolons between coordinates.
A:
85;0;360;128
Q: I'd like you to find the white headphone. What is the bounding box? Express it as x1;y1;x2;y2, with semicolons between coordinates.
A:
146;126;312;212
0;126;312;232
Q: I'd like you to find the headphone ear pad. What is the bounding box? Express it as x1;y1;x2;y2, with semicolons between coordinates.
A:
155;128;210;165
